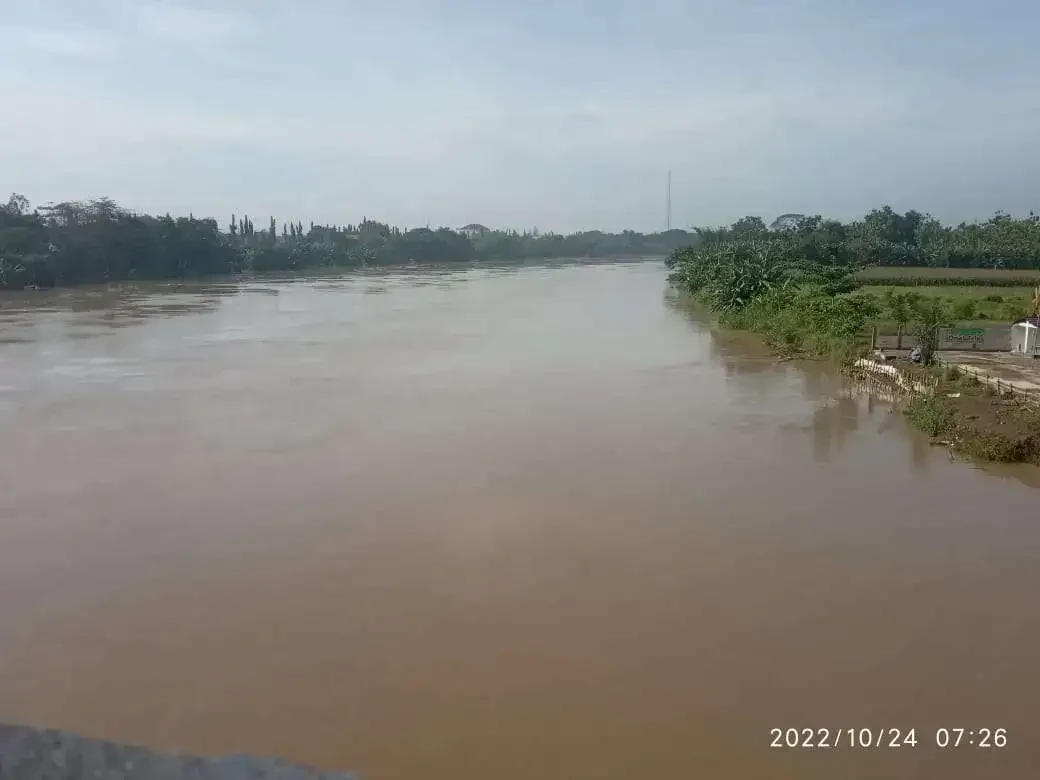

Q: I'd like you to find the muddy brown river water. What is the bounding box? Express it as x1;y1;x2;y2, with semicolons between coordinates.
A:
1;261;1038;779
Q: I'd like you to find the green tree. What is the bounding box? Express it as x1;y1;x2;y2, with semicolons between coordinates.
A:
769;213;806;232
881;290;916;346
909;297;951;365
5;193;30;216
730;216;767;237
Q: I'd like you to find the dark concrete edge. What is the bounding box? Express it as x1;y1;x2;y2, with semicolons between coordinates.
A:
0;724;358;780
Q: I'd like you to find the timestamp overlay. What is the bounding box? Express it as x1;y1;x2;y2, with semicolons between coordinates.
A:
763;724;1029;778
769;727;1008;750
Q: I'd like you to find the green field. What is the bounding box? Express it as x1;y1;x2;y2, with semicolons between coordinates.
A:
860;284;1034;327
853;268;1038;326
861;284;1034;297
854;267;1040;287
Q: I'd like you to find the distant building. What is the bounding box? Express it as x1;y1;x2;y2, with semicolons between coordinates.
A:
1011;317;1040;356
459;223;490;239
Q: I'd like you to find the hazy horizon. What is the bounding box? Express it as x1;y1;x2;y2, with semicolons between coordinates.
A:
3;0;1039;233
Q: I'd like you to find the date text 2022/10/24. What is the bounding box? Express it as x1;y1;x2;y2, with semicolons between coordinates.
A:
769;727;1008;749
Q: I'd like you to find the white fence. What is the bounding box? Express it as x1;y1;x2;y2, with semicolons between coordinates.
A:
934;358;1040;406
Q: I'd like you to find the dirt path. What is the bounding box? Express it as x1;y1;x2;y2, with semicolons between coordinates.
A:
942;351;1040;396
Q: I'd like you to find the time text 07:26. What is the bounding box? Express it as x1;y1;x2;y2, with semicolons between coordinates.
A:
770;728;1008;749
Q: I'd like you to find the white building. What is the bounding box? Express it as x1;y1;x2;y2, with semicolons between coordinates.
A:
1010;317;1040;356
459;223;490;239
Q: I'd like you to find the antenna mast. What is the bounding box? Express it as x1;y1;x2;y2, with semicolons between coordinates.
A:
666;170;672;231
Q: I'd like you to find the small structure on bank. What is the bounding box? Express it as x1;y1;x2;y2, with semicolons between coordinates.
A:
1011;317;1040;357
459;223;490;239
1011;287;1040;357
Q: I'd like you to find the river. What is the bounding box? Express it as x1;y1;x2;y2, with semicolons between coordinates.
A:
1;261;1038;779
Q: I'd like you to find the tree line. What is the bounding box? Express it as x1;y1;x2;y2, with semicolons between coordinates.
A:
679;206;1040;270
0;194;694;290
664;204;1040;363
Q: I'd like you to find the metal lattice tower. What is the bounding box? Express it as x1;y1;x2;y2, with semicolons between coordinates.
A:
666;170;672;231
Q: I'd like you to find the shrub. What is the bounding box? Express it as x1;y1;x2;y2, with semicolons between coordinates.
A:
962;432;1029;463
906;397;954;437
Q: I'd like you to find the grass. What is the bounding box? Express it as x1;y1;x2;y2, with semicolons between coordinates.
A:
860;285;1033;325
856;269;1038;323
861;284;1035;299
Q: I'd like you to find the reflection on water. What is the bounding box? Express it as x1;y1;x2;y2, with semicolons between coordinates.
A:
1;262;1039;780
0;282;229;355
669;290;1040;488
807;395;859;463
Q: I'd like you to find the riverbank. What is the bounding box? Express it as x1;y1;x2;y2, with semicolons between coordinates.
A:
851;357;1040;463
667;245;1040;465
707;292;1040;465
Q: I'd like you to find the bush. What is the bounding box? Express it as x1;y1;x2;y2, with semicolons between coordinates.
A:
906;396;954;437
962;432;1031;463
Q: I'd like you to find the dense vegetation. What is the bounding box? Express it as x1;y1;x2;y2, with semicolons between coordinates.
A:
668;220;872;360
668;207;1040;464
0;194;692;290
675;207;1040;270
668;206;1040;360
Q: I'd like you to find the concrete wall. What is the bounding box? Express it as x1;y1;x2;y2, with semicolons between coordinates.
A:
938;325;1010;351
872;332;908;350
872;325;1011;352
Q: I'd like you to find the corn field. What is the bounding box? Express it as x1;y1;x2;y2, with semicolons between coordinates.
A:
855;267;1040;287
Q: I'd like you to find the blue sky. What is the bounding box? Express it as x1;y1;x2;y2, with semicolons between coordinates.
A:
2;0;1039;231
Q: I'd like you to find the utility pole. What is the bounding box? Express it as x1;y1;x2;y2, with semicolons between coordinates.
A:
666;169;672;231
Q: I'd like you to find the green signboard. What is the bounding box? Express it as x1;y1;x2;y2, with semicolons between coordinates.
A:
954;328;985;336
